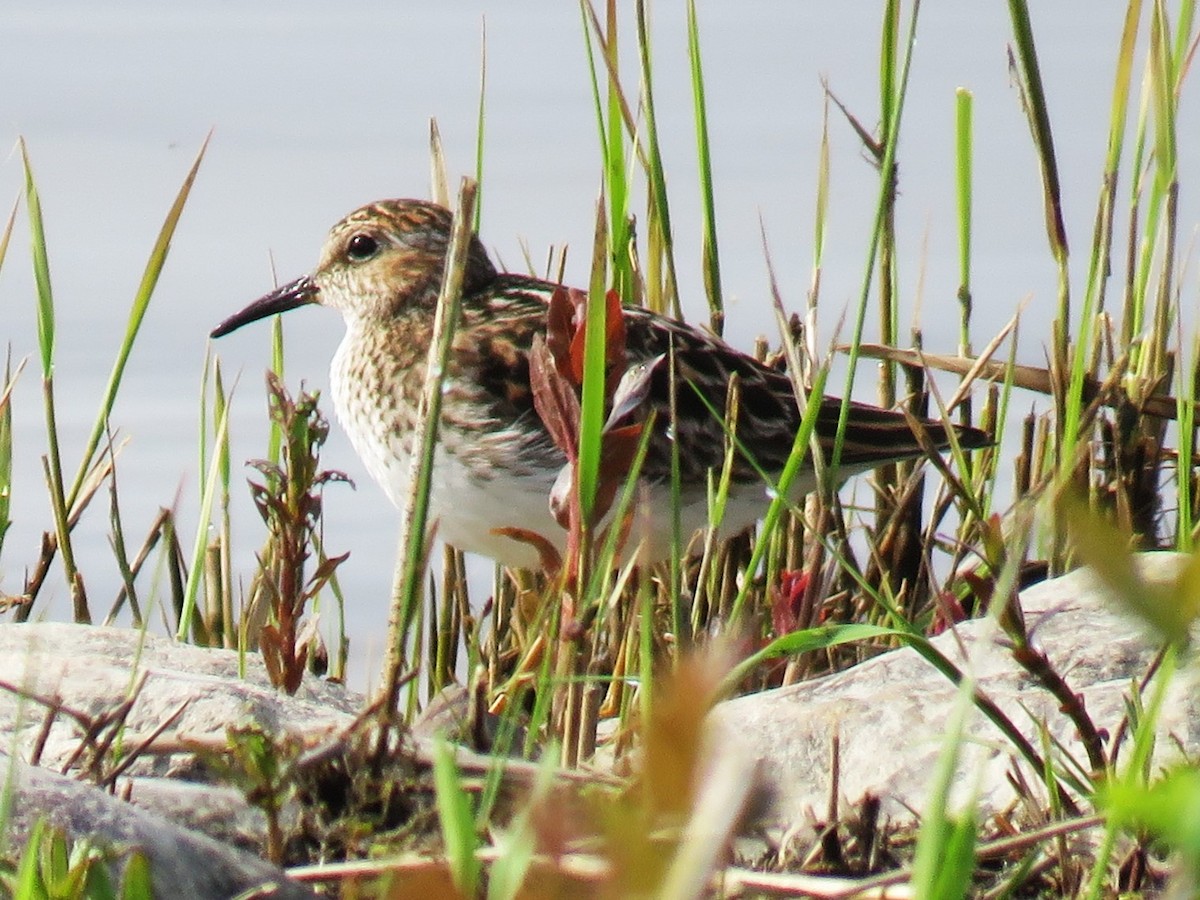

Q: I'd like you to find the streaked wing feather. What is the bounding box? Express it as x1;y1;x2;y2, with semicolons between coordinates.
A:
458;274;986;486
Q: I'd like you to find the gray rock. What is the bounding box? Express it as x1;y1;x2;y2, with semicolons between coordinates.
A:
120;777;278;852
0;622;363;892
712;553;1195;830
3;752;314;899
0;622;359;779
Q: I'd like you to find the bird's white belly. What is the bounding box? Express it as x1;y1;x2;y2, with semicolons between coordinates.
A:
355;439;805;569
387;442;563;569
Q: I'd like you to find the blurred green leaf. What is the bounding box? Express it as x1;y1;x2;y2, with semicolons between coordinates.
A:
433;739;480;897
118;852;152;900
1063;492;1200;645
486;749;557;900
1101;765;1200;863
911;677;978;900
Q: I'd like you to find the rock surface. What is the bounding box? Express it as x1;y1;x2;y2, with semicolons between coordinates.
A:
711;553;1196;831
0;622;359;779
0;623;353;898
4;754;314;899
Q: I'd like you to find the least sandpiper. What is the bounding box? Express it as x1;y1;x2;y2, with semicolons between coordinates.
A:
212;199;987;567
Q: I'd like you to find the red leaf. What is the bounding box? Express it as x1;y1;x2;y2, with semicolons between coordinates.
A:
930;591;968;635
529;334;580;459
593;423;644;522
960;570;994;608
567;300;588;385
545;286;577;379
603;289;626;369
771;570;811;636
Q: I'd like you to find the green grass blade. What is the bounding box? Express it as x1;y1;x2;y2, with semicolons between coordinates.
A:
1061;1;1140;475
577;202;610;524
831;2;919;471
0;196;18;556
22;140;85;620
1085;646;1177;899
582;0;635;303
1173;0;1196;64
876;0;900;409
0;194;16;557
118;850;153;900
635;0;680;317
474;17;487;231
0;196;18;275
178;400;229;640
197;348;211;503
728;362;829;622
1179;336;1197;548
721;623;903;697
14;818;47;897
584;410;655;598
0;354;21;560
433;740;480;896
955;87;973;357
579;0;609;170
605;14;635;304
1006;0;1069;267
212;361;234;646
66;132;209;510
1143;1;1183;386
22;141;55;377
486;749;557;900
686;0;723;334
268;315;285;466
879;0;899;128
811;99;830;300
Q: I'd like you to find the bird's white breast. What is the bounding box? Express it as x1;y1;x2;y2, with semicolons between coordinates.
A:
330;329;563;567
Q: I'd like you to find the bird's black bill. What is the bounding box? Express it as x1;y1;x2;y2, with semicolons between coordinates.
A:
210;275;319;338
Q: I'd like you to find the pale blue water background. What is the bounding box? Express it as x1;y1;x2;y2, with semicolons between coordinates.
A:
0;3;1194;688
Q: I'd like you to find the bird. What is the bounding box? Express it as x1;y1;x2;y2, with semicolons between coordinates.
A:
212;199;988;568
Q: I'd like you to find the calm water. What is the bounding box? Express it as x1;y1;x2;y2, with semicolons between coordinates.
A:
0;3;1193;688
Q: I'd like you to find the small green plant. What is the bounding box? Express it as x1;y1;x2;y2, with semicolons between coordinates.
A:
207;724;296;866
2;819;153;900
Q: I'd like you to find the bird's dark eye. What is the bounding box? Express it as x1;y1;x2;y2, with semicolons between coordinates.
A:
346;233;380;262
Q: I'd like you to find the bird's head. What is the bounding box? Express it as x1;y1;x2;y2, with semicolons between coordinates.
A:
211;198;496;338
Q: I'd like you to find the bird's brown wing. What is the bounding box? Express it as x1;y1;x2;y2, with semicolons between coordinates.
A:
465;276;985;485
